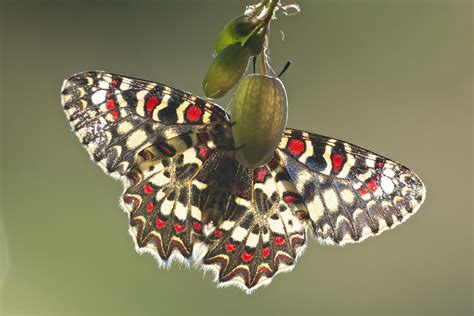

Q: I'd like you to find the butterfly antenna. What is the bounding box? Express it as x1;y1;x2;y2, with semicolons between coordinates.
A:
252;56;257;74
217;144;246;152
234;144;246;151
278;60;292;78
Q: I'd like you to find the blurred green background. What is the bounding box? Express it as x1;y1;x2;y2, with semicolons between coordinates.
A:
1;0;472;315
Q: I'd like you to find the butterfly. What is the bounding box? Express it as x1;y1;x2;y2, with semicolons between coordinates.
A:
61;71;426;293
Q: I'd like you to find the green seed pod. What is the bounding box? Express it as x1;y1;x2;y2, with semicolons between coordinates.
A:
215;15;259;53
203;43;250;98
244;26;267;56
231;75;288;169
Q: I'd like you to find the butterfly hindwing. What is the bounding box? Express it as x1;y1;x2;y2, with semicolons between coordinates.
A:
123;142;216;264
278;129;426;245
201;155;307;291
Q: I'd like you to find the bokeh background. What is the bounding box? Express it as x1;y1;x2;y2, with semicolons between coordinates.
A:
0;0;472;315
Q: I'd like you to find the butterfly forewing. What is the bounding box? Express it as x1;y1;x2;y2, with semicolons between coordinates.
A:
61;71;425;293
278;129;426;245
61;71;229;178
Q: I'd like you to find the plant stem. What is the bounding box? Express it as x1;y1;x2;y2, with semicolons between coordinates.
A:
258;52;267;76
264;0;279;18
256;0;278;76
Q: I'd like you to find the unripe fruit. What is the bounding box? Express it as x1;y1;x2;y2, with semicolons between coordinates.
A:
231;75;288;169
203;43;250;98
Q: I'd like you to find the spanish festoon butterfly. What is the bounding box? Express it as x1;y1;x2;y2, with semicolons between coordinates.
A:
61;71;425;293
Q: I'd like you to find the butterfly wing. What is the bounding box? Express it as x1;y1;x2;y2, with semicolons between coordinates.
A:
123;142;217;265
199;154;307;292
277;128;426;245
61;71;233;265
61;71;229;179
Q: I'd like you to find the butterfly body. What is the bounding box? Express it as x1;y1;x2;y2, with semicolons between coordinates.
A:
61;71;425;293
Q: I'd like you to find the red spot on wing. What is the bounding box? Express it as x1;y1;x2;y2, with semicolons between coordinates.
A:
254;167;268;182
146;202;154;213
242;251;254;262
283;193;300;204
198;146;209;159
283;195;296;204
359;178;378;195
287;139;305;156
112;79;118;87
106;99;116;110
331;154;344;173
111;111;119;120
214;230;222;238
193;222;202;230
143;185;154;195
155;218;166;229
378;162;385;168
366;178;378;192
185;105;203;122
261;247;270;258
146;96;160;114
173;223;185;233
141;150;153;160
158;144;173;156
225;243;236;252
274;237;285;246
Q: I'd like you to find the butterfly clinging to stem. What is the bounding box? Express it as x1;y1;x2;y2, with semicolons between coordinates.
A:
61;70;425;293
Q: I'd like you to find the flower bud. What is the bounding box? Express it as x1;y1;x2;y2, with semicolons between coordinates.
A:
215;15;259;53
203;43;250;98
231;74;288;168
244;26;267;56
